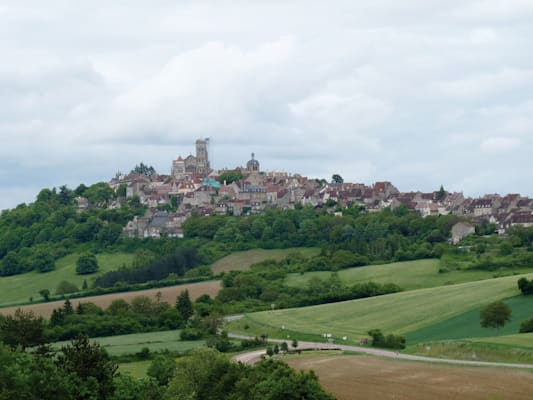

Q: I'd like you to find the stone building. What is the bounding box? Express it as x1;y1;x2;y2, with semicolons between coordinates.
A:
172;138;211;179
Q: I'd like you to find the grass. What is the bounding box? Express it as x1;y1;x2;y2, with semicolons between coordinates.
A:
408;338;533;364
227;272;533;344
0;252;135;306
53;330;206;357
118;360;152;379
406;295;533;343
285;259;533;291
211;247;320;274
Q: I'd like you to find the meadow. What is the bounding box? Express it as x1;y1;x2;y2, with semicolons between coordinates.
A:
0;252;135;307
406;295;533;343
285;258;533;291
210;247;320;274
227;272;533;343
54;329;205;357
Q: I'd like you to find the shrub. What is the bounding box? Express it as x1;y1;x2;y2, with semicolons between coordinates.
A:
519;317;533;333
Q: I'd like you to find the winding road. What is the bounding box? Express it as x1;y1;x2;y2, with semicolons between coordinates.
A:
229;333;533;369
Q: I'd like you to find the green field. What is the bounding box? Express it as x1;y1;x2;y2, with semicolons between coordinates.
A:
211;247;320;274
407;295;533;343
228;272;533;343
0;252;135;306
118;360;152;379
285;259;533;291
54;330;205;356
470;333;533;349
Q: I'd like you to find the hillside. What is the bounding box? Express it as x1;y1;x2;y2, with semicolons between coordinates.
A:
228;272;533;341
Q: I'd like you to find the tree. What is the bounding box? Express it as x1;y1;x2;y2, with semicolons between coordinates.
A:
480;301;511;332
280;342;288;352
40;288;50;301
331;174;343;184
131;162;156;177
0;308;46;350
218;170;244;184
291;339;298;349
57;335;118;400
436;185;446;201
56;280;79;295
176;290;194;321
76;253;99;275
147;354;177;386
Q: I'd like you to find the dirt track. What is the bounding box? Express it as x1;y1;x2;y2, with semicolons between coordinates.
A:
0;280;221;318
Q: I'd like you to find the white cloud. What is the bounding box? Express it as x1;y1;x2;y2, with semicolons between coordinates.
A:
0;0;533;208
480;137;521;153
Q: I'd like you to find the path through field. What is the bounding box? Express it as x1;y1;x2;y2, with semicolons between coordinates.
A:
230;334;533;369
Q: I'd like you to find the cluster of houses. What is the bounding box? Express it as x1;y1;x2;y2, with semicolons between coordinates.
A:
98;140;533;239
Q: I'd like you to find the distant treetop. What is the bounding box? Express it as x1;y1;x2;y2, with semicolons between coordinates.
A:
131;162;156;177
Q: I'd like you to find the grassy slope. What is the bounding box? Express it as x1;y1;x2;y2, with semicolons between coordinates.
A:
53;330;205;357
0;252;134;306
407;295;533;343
285;259;533;291
211;247;320;274
470;333;533;349
231;272;533;342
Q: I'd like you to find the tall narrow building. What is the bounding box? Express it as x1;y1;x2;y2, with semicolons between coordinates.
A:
195;138;210;174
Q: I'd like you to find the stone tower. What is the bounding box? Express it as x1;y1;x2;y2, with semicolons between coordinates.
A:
195;138;209;174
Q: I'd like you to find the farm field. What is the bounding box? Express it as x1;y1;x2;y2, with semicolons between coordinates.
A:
54;329;205;356
406;295;533;343
285;258;533;291
0;252;135;307
228;272;533;342
472;333;533;349
0;280;221;318
210;247;319;274
286;354;533;400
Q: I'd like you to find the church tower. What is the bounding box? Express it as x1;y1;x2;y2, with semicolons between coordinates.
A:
195;138;210;174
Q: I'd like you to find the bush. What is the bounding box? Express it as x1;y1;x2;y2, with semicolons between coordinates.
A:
55;280;79;295
76;253;99;275
368;329;406;349
519;317;533;333
179;328;203;340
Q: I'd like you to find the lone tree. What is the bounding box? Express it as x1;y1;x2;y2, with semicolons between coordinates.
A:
76;253;99;275
480;301;511;332
331;174;344;184
176;290;194;321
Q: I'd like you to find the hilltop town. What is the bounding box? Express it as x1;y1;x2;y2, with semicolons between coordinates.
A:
95;139;533;239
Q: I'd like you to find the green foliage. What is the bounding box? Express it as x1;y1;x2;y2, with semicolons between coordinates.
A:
57;335;118;400
56;280;79;295
76;253;99;275
367;329;406;349
217;170;244;184
480;301;512;331
331;174;343;184
165;348;334;400
176;289;194;321
436;185;446;201
0;308;46;350
519;317;533;333
40;288;51;301
518;277;533;295
130;162;156;177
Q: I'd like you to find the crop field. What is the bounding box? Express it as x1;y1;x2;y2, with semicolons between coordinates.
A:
0;252;135;307
469;333;533;349
0;280;221;318
286;354;533;400
406;295;533;343
285;259;533;291
211;247;319;274
230;272;533;342
118;360;152;379
53;329;205;356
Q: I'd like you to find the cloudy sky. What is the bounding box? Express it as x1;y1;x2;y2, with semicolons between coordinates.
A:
1;0;532;210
